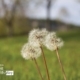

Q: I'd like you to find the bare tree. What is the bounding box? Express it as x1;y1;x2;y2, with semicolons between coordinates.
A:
46;0;51;30
29;0;52;29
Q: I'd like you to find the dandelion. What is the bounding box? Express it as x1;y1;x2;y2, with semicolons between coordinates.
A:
29;28;49;47
21;43;44;80
29;28;50;80
21;43;41;59
44;32;67;80
44;32;63;51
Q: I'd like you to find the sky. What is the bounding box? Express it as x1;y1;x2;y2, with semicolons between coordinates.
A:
0;0;80;26
26;0;80;26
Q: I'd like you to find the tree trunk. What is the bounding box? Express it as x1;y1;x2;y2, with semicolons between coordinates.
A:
6;19;14;37
46;0;51;30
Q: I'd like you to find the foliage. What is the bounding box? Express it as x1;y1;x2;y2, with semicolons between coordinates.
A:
0;18;31;37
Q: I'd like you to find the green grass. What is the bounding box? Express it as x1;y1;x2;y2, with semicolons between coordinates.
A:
0;30;80;80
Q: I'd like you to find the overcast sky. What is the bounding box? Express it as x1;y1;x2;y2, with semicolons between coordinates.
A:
0;0;80;26
25;0;80;26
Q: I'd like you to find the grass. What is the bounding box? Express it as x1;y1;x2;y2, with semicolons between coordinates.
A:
0;30;80;80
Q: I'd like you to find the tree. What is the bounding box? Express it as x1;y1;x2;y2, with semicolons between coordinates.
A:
46;0;51;30
2;0;24;36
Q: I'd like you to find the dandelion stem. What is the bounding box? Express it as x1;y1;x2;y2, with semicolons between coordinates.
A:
40;46;50;80
33;58;44;80
55;48;67;80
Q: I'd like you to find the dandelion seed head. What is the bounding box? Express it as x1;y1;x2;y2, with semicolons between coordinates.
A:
56;38;64;48
44;33;64;51
29;28;49;47
21;43;41;60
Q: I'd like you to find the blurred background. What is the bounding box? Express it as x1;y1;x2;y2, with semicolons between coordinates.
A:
0;0;80;80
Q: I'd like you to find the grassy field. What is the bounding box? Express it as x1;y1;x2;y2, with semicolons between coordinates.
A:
0;30;80;80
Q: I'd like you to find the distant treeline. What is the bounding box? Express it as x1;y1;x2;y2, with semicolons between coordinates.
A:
0;18;32;37
0;18;80;37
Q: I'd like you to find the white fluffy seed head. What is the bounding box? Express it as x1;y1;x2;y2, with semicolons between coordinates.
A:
44;32;64;51
29;28;49;47
21;43;41;60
